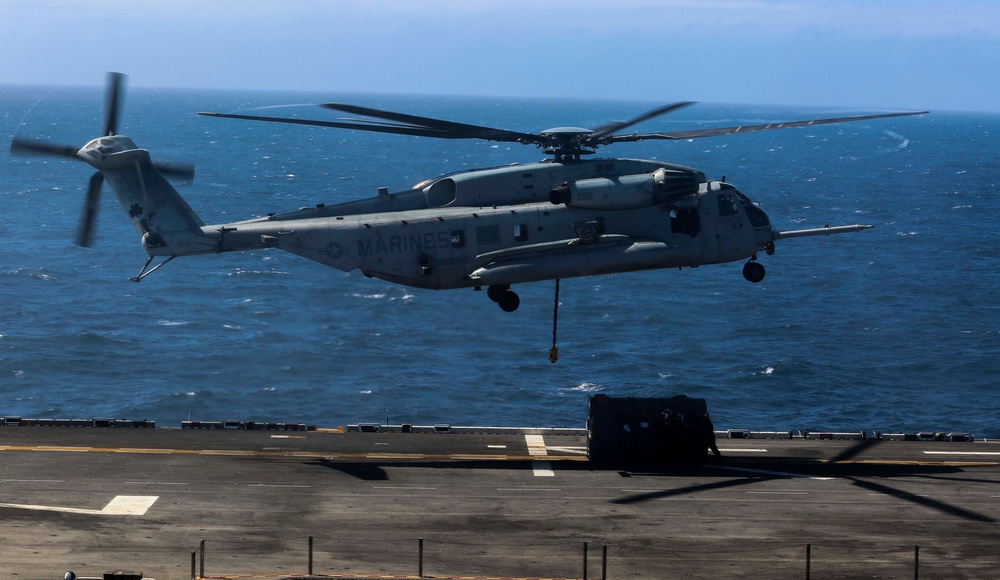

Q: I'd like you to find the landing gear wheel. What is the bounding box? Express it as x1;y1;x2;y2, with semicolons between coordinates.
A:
487;284;509;303
743;261;766;283
488;284;520;311
498;290;520;312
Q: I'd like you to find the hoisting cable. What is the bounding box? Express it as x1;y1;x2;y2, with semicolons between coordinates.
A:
549;278;560;363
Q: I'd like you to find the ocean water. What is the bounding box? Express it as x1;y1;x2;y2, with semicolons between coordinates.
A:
1;84;997;436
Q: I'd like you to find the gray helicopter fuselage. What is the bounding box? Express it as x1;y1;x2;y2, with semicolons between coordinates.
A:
200;159;774;290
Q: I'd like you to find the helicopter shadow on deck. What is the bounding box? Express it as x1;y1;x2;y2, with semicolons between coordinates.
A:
611;438;997;524
302;438;997;525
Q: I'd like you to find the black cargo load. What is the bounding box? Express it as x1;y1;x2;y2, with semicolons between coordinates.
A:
587;394;711;463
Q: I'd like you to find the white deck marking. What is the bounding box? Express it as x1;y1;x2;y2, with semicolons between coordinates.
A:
545;446;587;455
525;435;554;477
0;495;158;515
102;495;159;514
532;460;555;477
247;484;311;488
923;451;1000;456
525;434;548;456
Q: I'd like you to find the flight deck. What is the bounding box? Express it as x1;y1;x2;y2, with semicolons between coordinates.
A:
1;423;998;579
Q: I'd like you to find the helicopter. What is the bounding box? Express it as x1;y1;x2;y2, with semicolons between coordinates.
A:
11;73;926;319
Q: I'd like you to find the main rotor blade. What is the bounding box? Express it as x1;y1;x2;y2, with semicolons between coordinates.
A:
10;137;80;160
103;72;126;136
608;110;929;143
321;103;539;143
199;111;461;138
77;172;104;247
586;101;695;142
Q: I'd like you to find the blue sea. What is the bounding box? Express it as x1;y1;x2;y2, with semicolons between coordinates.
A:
1;84;997;436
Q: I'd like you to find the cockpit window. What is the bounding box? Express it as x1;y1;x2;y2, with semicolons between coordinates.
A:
734;191;770;228
718;193;739;217
744;204;771;228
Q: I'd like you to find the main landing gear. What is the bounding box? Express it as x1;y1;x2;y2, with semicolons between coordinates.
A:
742;257;766;283
743;242;776;283
486;256;768;311
487;284;520;312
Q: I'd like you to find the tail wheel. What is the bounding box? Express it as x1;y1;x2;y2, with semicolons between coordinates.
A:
743;261;766;283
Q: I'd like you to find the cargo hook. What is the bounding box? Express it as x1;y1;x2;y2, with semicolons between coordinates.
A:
549;278;560;363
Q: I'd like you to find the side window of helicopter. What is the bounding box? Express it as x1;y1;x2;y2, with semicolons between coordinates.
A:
718;193;740;217
514;223;529;242
670;208;701;238
450;230;465;249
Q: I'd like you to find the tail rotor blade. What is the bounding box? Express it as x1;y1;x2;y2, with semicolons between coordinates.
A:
77;172;104;247
10;137;80;161
153;161;196;182
103;72;126;136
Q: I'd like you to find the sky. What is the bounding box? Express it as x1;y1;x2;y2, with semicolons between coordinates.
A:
1;0;999;112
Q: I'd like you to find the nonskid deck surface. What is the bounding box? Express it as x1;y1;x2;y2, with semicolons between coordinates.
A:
1;426;998;579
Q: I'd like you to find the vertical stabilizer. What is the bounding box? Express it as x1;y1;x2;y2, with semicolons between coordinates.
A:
82;136;218;257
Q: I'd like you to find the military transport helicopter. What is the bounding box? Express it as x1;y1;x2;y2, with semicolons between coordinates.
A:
11;73;925;320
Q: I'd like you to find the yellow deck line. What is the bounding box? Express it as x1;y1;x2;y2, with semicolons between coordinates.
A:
0;445;588;462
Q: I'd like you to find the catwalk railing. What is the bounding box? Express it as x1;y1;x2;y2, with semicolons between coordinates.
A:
190;535;999;579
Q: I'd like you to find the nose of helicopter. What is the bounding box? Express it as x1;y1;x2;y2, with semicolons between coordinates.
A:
722;184;776;248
